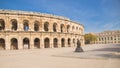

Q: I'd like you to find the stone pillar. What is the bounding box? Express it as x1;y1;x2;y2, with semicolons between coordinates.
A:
30;36;34;49
64;24;67;33
5;17;10;31
17;18;23;31
50;37;53;48
116;36;118;43
41;21;44;32
18;36;23;49
49;22;53;32
5;36;10;50
57;23;60;32
40;36;44;48
65;38;68;47
39;19;42;32
29;20;34;31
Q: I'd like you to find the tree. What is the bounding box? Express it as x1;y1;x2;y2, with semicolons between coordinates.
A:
84;33;97;44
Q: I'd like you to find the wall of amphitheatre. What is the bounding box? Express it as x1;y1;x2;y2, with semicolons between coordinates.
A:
0;9;84;50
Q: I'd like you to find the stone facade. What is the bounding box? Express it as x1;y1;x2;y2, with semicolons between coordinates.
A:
94;30;120;44
0;9;84;50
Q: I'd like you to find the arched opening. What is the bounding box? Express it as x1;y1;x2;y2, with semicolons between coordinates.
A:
11;19;17;31
53;38;58;48
72;26;74;30
67;25;70;32
53;23;57;32
34;38;40;48
68;38;71;47
73;38;75;46
34;21;39;31
76;27;78;30
0;19;5;31
60;24;64;32
23;38;30;49
61;38;65;47
23;20;29;31
44;38;50;48
44;22;49;31
11;38;18;50
0;38;5;50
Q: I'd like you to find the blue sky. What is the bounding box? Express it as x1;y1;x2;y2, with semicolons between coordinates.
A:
0;0;120;33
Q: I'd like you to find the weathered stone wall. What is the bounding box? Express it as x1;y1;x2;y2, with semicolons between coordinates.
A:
0;10;84;50
94;30;120;44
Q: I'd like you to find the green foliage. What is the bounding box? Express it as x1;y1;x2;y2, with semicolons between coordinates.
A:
84;33;97;44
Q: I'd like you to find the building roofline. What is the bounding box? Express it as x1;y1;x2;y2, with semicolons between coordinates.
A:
0;9;84;28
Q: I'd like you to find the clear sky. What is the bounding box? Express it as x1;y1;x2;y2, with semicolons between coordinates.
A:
0;0;120;33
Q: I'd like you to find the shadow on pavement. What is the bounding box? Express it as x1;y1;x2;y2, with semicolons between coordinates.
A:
91;48;120;52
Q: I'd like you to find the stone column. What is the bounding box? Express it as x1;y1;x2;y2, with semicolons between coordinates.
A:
5;36;10;50
17;18;23;31
41;21;44;32
18;36;23;49
29;20;34;31
50;37;53;48
5;17;10;31
49;22;53;32
65;38;68;47
57;22;60;32
40;36;44;48
30;36;34;49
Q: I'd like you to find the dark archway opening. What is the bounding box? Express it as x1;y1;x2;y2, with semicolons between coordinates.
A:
23;20;29;31
34;38;40;48
67;25;70;32
11;38;18;50
0;19;5;31
44;38;50;48
61;38;65;47
53;23;57;32
23;38;30;49
68;38;71;47
11;19;17;31
44;22;49;31
0;38;5;50
60;24;64;32
34;22;39;31
53;38;58;48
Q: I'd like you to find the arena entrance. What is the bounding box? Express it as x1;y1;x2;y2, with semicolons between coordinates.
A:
23;38;30;49
34;38;40;48
11;19;17;31
61;38;65;47
0;19;5;31
11;38;18;50
44;38;50;48
68;38;71;47
0;38;5;50
53;38;58;48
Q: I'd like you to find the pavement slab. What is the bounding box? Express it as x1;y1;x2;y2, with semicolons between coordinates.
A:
0;44;120;68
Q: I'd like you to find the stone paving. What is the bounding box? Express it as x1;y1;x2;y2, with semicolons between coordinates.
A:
0;44;120;68
54;44;120;59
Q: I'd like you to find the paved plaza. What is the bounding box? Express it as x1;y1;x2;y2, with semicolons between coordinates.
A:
0;44;120;68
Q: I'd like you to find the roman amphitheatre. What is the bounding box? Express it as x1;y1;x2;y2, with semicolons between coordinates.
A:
0;9;84;50
0;10;120;68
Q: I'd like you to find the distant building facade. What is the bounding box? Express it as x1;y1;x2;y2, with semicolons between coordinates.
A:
95;30;120;44
0;10;84;50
